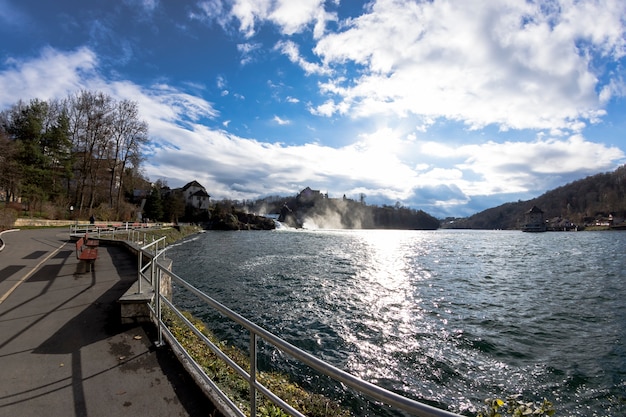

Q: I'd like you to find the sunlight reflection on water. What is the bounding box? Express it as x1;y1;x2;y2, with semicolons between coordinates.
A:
168;228;626;416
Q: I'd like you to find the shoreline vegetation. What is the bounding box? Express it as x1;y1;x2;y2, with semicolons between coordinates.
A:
165;310;353;417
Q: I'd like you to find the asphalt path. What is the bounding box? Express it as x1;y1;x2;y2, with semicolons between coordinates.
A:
0;228;220;417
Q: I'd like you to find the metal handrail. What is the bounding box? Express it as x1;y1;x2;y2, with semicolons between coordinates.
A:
69;222;165;239
137;237;166;293
146;256;462;417
156;303;248;417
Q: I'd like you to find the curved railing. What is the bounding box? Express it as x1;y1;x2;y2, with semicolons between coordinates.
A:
138;240;461;417
69;222;166;241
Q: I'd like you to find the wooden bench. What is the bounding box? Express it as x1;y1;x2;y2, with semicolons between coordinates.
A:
84;233;99;247
76;237;98;272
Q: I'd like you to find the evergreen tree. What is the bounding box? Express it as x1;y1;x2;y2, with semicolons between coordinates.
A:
143;186;164;221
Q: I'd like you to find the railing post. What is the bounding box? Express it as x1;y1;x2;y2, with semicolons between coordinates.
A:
155;264;164;347
137;251;143;294
250;332;257;415
150;250;155;287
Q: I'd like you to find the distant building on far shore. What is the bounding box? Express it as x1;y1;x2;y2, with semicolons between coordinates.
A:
522;205;546;232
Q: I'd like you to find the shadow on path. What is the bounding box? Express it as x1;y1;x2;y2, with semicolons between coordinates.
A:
29;245;221;417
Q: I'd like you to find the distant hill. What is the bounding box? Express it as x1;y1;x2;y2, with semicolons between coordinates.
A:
443;164;626;230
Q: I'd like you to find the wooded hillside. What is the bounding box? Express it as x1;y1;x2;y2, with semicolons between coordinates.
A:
444;164;626;230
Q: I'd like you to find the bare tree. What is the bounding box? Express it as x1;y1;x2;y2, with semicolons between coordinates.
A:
107;99;148;214
66;91;114;215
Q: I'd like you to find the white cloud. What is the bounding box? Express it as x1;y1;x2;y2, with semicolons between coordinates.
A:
0;47;220;145
191;0;229;27
193;0;332;38
0;47;99;108
418;134;625;197
146;84;220;122
275;40;329;75
458;135;623;175
229;0;271;37
268;0;326;36
217;75;229;96
191;0;625;132
237;42;261;65
273;115;290;125
311;0;626;131
309;98;349;117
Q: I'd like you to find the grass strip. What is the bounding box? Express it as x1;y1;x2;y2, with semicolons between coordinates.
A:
164;310;352;417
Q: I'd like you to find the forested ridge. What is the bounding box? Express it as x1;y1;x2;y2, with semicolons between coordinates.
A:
444;164;626;230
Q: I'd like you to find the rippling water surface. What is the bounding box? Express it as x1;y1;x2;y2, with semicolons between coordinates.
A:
167;229;626;416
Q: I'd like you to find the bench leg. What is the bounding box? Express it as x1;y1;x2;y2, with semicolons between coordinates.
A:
78;259;95;273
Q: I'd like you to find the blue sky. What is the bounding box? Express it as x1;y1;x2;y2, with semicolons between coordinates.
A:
2;0;626;218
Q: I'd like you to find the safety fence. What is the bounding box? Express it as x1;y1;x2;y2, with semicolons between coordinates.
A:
69;222;165;237
135;238;462;417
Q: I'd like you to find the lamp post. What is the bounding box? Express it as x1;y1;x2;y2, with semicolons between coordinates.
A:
70;205;77;228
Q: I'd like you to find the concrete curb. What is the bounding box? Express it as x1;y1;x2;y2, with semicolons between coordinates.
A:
0;229;19;252
161;328;236;417
111;237;234;416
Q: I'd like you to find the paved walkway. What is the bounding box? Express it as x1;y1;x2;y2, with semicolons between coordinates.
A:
0;228;220;417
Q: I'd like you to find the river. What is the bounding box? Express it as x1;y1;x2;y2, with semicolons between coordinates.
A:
166;228;626;416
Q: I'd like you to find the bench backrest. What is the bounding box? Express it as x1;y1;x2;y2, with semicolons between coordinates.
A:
76;237;85;251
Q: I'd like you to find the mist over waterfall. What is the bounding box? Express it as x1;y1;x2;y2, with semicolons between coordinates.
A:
277;187;439;230
301;198;372;229
246;187;440;230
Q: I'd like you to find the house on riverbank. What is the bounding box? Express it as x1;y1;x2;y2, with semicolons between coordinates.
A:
522;205;546;232
181;180;211;210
